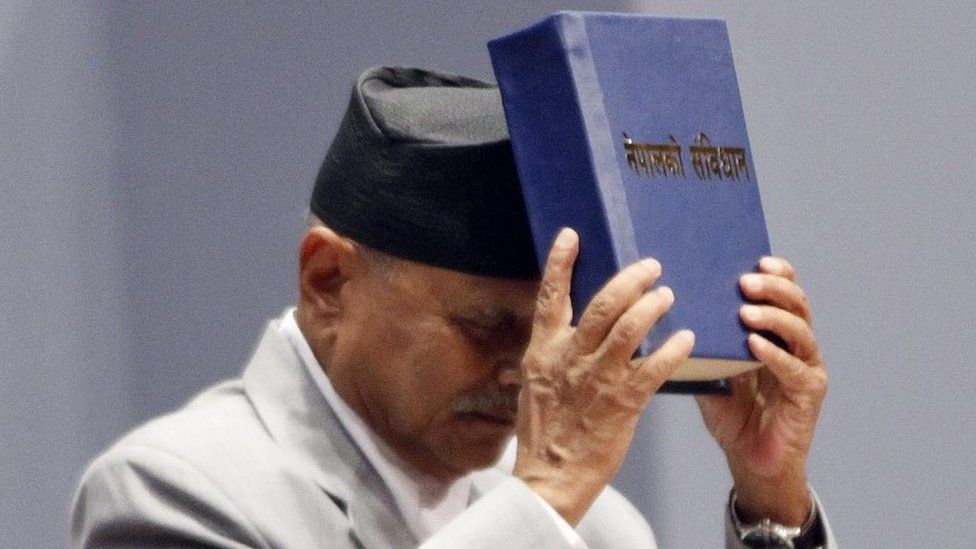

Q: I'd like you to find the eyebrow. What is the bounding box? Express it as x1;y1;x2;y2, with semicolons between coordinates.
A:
448;306;534;352
451;305;520;326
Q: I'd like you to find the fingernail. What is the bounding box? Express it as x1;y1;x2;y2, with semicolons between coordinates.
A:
748;332;766;350
740;273;762;292
642;258;662;276
657;285;674;304
759;256;778;271
555;228;576;248
678;329;695;344
741;304;763;322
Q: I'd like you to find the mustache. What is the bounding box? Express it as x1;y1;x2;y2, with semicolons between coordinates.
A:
452;390;519;419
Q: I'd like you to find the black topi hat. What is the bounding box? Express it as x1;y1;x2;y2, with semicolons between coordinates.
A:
310;67;539;280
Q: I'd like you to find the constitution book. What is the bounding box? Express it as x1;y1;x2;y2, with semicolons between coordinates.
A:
489;12;772;393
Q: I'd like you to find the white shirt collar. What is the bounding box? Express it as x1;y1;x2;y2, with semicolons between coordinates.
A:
277;308;473;543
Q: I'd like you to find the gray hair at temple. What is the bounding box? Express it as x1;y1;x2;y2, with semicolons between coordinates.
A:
304;210;398;278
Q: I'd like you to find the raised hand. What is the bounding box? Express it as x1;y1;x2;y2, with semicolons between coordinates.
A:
513;228;695;525
696;256;828;525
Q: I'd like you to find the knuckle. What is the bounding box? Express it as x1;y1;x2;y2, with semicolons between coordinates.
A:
611;318;640;347
655;349;683;373
539;278;561;302
569;329;590;351
795;287;811;313
535;280;561;313
575;353;598;374
520;350;545;374
609;387;647;413
644;348;680;378
585;295;615;324
533;296;550;321
796;285;809;305
808;367;828;394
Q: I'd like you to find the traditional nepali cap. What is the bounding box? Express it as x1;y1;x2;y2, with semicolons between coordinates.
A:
310;67;539;280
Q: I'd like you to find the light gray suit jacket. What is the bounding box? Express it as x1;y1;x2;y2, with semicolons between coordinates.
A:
72;321;834;548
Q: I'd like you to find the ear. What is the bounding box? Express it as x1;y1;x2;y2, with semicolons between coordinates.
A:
298;226;358;320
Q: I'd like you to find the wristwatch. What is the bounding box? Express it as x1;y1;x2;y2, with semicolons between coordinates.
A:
729;489;822;549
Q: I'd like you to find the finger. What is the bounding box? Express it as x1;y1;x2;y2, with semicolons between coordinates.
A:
592;285;674;365
748;333;828;398
739;273;813;324
759;256;796;282
694;371;757;443
574;257;661;352
740;304;819;362
533;228;578;334
632;329;695;394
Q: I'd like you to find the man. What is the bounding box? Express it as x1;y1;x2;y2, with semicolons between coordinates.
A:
73;67;834;548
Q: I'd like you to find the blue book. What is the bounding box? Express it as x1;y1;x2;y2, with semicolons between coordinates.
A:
489;12;772;393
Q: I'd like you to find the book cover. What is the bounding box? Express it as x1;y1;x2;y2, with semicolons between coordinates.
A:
489;12;772;393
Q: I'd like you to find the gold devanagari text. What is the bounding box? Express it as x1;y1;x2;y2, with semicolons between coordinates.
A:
623;133;685;179
688;132;750;181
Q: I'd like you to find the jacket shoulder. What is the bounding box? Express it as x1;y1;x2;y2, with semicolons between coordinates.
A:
72;380;351;548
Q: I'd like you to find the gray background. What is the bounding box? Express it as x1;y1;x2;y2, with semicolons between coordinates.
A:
2;1;973;547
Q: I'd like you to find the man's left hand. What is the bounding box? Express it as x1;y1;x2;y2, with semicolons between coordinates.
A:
695;256;827;526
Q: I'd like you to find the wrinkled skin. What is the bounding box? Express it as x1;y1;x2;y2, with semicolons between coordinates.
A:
513;231;826;527
513;229;694;525
697;257;828;525
300;224;827;528
297;225;537;480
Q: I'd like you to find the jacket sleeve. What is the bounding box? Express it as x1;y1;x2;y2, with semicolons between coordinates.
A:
420;478;656;549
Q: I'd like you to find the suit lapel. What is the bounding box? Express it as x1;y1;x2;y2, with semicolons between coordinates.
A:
242;321;418;548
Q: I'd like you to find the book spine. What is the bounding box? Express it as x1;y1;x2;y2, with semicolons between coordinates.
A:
489;14;638;324
555;14;640;273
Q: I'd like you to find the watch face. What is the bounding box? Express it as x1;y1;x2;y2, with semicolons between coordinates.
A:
742;531;794;549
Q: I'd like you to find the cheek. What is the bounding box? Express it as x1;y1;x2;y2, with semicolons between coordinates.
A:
406;327;502;422
334;305;422;421
364;321;483;432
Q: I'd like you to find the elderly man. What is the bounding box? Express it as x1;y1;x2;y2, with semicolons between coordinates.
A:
72;68;833;548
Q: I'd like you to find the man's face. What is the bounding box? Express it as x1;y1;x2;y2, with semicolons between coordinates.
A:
324;255;537;479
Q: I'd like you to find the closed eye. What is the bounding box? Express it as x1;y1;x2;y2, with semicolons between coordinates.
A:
448;309;532;353
453;319;502;349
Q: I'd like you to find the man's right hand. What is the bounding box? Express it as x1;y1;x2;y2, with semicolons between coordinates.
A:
512;228;695;525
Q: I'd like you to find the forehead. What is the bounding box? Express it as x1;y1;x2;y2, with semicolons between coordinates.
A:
390;259;539;321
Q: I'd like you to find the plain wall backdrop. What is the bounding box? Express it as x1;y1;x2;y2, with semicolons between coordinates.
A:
2;1;974;547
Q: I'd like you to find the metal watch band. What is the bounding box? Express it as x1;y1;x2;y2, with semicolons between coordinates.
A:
729;488;820;549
